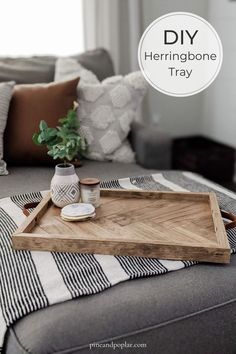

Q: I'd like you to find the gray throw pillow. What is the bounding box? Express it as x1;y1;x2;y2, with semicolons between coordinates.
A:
0;81;15;175
72;48;115;81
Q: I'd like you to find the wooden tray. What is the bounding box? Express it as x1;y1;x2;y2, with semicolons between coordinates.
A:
12;190;231;264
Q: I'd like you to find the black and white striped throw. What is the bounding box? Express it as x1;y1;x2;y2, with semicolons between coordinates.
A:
1;171;236;351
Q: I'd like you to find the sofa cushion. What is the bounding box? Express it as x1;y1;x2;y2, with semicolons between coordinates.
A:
0;56;56;84
0;48;115;84
72;48;115;81
2;169;236;354
0;81;15;175
4;78;79;166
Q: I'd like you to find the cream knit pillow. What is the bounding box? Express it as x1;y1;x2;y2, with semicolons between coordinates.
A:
55;58;147;163
77;72;147;162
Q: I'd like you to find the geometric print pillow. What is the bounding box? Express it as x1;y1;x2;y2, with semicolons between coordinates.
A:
77;72;148;162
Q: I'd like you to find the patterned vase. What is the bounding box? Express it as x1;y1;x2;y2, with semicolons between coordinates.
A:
50;163;80;208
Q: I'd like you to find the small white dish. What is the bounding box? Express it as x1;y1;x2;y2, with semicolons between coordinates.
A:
61;203;95;218
61;212;96;222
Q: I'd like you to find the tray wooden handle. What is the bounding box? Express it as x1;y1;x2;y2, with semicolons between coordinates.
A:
221;210;236;230
23;202;40;217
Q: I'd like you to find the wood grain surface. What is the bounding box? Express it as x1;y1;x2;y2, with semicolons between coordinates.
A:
12;190;231;263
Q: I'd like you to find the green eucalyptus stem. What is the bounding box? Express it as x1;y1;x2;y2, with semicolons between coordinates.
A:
32;101;87;164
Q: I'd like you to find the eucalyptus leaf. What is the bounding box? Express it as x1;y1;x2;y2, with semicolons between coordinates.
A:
33;102;87;163
39;120;48;131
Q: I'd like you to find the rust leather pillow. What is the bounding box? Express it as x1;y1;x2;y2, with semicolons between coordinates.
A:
4;77;79;165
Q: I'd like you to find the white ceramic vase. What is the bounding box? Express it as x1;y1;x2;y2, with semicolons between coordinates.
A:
50;163;80;208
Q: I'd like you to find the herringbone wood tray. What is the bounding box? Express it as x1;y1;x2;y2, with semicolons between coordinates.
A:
12;190;231;263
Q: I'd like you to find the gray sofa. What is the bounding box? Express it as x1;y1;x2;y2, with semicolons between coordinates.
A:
2;49;236;354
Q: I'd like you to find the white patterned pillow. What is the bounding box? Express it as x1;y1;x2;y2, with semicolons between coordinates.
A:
0;81;15;175
78;71;147;162
107;141;135;163
55;57;99;85
54;58;147;162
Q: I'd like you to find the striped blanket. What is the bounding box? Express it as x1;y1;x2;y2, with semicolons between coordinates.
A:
1;171;236;351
